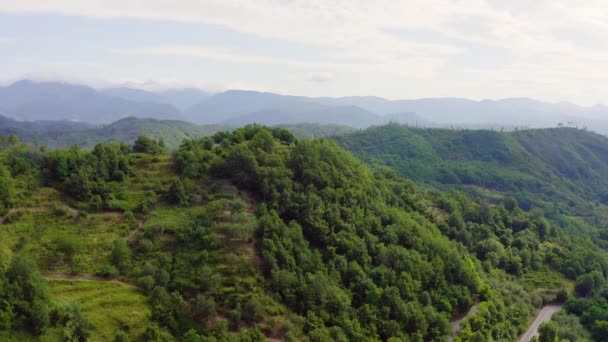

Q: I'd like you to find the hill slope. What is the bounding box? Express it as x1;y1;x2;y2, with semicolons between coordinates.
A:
43;117;225;149
335;124;608;238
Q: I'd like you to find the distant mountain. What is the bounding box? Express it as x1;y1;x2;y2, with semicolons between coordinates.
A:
0;80;183;123
102;87;211;111
186;91;438;128
317;96;608;130
158;88;212;111
101;87;165;103
221;102;381;128
7;79;608;136
185;90;307;124
184;89;608;132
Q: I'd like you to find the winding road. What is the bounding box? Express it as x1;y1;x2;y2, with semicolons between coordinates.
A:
518;304;563;342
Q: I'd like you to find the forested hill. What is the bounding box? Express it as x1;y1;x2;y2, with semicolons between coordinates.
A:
0;116;356;150
1;125;604;340
335;125;608;221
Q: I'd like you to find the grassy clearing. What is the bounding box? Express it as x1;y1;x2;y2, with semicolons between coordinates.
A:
48;278;151;341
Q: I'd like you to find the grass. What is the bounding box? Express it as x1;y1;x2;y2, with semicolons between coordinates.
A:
522;270;575;297
0;209;125;274
47;278;151;341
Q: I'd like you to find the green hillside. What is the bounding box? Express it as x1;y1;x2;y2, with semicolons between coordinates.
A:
337;125;608;229
0;125;606;340
3;117;356;151
32;117;226;150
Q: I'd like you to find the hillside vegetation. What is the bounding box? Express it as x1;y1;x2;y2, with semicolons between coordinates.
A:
0;125;606;340
336;125;608;233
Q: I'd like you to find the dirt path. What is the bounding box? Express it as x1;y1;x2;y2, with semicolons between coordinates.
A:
2;205;80;224
448;301;480;341
518;304;563;342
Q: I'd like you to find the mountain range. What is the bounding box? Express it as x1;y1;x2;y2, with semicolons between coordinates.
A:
3;79;608;135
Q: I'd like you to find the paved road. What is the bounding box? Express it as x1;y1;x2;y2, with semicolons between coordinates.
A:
448;301;480;342
519;304;563;342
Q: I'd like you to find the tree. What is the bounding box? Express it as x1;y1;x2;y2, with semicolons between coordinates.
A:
50;301;91;341
133;135;163;155
538;321;558;342
111;239;132;275
575;271;604;297
592;320;608;342
0;164;14;215
5;254;51;334
167;178;192;206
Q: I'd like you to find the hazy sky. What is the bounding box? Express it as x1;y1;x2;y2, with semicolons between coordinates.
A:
1;1;608;104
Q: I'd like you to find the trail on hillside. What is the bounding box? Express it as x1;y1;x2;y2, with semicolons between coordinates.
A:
2;206;80;224
43;272;133;286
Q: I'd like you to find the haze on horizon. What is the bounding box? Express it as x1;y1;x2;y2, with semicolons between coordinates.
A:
1;1;608;106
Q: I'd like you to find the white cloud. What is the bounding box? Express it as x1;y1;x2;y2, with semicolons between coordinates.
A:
306;73;333;83
109;45;319;68
0;37;13;43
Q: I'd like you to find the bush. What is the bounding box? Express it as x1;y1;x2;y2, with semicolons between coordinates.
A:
96;265;119;278
54;235;81;258
50;301;91;341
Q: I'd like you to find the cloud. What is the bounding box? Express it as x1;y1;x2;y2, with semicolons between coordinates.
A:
109;45;318;68
306;73;333;83
109;44;448;80
0;37;13;43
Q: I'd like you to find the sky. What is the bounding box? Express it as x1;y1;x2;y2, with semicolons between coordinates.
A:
1;1;608;104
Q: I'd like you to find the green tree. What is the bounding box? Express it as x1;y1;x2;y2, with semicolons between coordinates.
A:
538;321;559;342
0;163;14;215
5;254;51;334
133;135;163;155
111;239;132;275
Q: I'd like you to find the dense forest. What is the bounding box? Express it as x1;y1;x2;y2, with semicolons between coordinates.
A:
0;125;607;340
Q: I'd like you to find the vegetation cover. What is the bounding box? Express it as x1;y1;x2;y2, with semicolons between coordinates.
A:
0;125;606;340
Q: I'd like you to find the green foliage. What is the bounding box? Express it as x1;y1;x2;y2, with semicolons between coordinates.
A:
550;311;590;341
276;123;355;139
50;301;91;341
133;135;164;155
538;321;559;342
5;124;608;340
111;239;132;275
1;254;51;334
48;278;151;340
45;142;130;205
0;163;14;215
176;125;483;340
